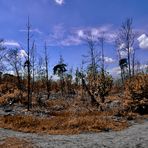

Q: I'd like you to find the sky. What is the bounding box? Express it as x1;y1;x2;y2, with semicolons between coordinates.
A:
0;0;148;76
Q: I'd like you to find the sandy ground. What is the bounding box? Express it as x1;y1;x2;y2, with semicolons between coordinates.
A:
0;120;148;148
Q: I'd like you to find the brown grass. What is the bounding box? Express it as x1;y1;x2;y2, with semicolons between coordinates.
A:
0;96;7;105
46;98;69;109
0;111;128;135
0;137;36;148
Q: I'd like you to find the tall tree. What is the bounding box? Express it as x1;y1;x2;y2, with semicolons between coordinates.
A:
0;39;6;72
98;33;107;103
44;42;50;99
116;18;136;78
24;17;32;110
82;31;113;107
30;41;35;93
6;48;21;83
6;48;23;98
98;33;105;75
81;31;101;105
85;31;99;80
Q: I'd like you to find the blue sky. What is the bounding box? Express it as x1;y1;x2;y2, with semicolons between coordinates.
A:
0;0;148;76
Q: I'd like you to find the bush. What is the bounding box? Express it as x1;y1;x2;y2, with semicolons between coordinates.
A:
125;74;148;100
124;74;148;114
97;71;113;103
86;71;113;106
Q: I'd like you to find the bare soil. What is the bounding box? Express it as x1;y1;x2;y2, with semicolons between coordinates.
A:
0;119;148;148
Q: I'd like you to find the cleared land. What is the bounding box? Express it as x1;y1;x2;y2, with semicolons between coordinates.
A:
0;120;148;148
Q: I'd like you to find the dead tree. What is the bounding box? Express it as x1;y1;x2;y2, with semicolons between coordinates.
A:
85;31;98;81
82;31;100;105
0;39;6;72
81;31;113;106
6;48;23;97
44;42;50;99
26;17;32;110
98;33;106;103
116;18;136;79
30;41;35;94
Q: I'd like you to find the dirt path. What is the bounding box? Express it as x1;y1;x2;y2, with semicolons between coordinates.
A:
0;120;148;148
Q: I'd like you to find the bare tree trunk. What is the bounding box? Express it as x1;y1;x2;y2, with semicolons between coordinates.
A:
132;49;135;76
44;42;50;99
116;18;135;79
27;17;31;110
15;64;23;100
87;36;97;81
100;35;105;103
127;46;131;78
31;41;35;94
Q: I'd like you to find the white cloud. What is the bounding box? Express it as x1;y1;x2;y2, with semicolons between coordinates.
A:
104;32;116;43
31;28;43;34
118;43;134;58
47;24;83;46
47;24;66;46
19;28;43;34
50;24;65;40
18;49;27;58
108;64;148;77
99;25;113;32
100;56;115;64
134;64;148;71
77;25;116;43
54;0;64;5
119;43;126;50
104;57;115;63
120;51;127;58
137;34;148;49
47;24;115;46
60;36;82;46
77;30;84;38
2;40;20;47
91;28;99;36
108;67;121;76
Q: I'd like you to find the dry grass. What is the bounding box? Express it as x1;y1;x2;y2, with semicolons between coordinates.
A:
0;137;36;148
125;74;148;100
46;98;69;109
0;111;128;135
0;96;7;105
2;74;147;135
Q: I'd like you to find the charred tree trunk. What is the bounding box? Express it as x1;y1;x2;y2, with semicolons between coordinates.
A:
44;42;50;99
27;17;31;110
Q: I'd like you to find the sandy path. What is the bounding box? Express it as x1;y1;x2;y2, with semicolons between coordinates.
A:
0;120;148;148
